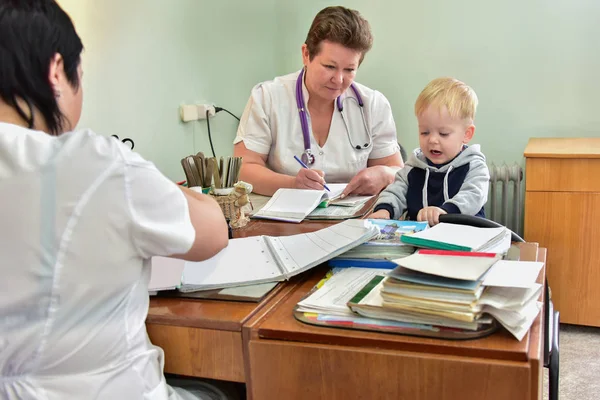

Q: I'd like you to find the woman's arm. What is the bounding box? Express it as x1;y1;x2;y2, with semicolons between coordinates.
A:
173;186;229;261
234;142;327;196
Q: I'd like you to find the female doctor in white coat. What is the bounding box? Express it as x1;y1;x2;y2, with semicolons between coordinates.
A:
233;6;404;196
0;1;238;399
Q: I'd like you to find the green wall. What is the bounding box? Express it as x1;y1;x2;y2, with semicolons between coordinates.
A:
60;0;600;181
59;0;278;179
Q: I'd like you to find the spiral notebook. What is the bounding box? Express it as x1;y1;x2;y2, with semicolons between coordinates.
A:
178;219;378;291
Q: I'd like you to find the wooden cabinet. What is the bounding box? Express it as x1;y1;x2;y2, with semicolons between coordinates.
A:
245;243;545;400
524;138;600;326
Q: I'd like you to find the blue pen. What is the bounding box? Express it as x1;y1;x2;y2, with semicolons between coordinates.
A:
293;155;330;191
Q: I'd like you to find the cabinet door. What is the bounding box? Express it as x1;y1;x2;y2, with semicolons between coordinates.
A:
524;192;600;326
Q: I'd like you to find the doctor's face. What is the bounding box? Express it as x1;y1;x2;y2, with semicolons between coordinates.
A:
302;41;361;104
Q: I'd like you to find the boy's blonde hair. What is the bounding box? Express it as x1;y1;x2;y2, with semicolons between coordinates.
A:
414;77;478;122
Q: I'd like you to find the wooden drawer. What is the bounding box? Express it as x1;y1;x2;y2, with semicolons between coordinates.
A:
147;324;245;382
526;158;600;192
248;340;536;400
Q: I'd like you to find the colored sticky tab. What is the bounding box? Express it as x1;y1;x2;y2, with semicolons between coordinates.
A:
418;249;498;257
317;200;329;208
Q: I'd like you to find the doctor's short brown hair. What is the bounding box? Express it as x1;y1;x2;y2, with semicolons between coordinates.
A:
304;6;373;64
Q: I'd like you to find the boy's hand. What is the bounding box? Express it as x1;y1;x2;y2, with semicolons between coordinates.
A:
417;206;447;226
368;209;391;219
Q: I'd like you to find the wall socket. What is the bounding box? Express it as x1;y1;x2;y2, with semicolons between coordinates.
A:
197;104;216;119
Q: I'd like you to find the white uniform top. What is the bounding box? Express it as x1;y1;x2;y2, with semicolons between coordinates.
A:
234;70;400;183
0;123;195;400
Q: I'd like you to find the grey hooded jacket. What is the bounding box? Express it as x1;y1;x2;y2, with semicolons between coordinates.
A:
374;145;490;220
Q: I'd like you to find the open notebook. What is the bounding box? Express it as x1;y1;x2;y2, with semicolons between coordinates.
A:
178;219;378;291
252;185;347;222
252;184;374;223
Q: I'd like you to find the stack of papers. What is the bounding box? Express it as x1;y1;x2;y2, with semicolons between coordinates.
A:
297;267;390;317
348;251;543;340
401;223;511;254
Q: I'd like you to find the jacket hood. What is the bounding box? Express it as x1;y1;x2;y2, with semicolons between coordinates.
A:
405;144;486;172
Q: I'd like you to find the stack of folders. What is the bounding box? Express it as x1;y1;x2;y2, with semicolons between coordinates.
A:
348;246;544;341
329;220;429;268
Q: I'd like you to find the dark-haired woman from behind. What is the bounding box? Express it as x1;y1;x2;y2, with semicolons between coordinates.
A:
0;1;234;399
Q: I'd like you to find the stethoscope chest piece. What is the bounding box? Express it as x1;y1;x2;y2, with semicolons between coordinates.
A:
301;149;315;166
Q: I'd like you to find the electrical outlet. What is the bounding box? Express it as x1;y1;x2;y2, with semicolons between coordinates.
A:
179;104;198;122
197;104;216;119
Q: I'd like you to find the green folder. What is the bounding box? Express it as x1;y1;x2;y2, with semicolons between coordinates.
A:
399;235;472;252
348;275;386;304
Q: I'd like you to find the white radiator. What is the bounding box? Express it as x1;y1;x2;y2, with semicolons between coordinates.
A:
487;163;523;235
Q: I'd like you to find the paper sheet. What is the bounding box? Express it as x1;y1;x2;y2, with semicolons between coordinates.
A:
392;252;500;281
149;256;185;291
482;260;543;288
181;236;282;290
269;219;378;276
479;284;543;310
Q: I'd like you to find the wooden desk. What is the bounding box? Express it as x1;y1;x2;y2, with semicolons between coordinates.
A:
146;220;335;383
524;137;600;326
244;243;546;400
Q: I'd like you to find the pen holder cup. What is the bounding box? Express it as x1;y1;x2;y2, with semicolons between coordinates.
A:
212;187;235;196
189;186;212;194
210;187;237;221
190;186;236;220
212;194;236;221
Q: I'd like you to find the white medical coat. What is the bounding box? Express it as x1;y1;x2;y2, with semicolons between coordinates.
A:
234;70;400;183
0;123;196;399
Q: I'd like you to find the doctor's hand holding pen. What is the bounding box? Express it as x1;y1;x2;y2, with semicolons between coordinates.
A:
293;155;330;191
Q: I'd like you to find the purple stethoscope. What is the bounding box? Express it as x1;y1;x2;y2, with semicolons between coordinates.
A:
296;68;372;166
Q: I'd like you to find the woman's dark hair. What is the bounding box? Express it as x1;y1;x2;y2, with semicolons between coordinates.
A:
305;6;373;64
0;0;83;135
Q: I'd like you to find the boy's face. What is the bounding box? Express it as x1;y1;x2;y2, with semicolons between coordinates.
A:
417;104;475;164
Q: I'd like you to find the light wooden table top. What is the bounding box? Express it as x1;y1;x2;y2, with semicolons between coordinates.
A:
525;137;600;158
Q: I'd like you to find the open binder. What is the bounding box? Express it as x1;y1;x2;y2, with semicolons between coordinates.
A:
176;219;378;291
